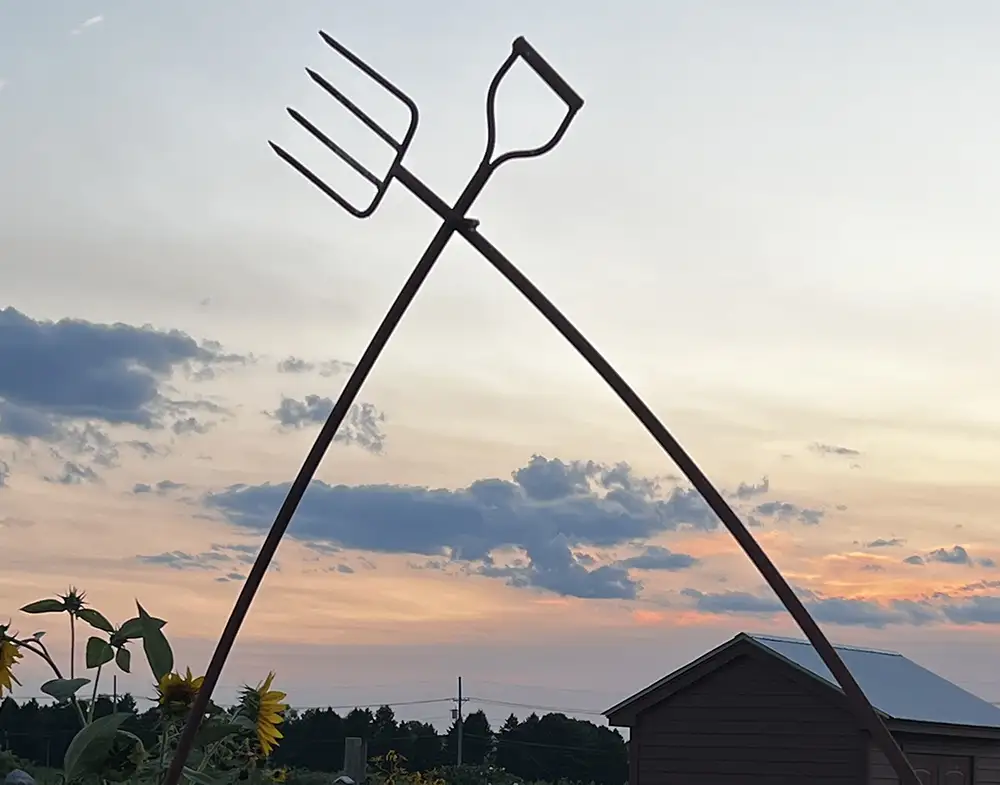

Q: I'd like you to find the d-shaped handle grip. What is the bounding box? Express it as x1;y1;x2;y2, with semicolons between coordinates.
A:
512;36;584;114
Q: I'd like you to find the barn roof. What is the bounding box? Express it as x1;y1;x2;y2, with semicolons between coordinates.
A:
605;632;1000;730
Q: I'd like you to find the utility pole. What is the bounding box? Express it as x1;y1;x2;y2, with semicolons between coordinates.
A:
456;676;464;766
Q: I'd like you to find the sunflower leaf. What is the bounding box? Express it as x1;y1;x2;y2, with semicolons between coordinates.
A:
136;601;173;681
20;598;66;614
116;615;166;641
115;646;131;674
41;677;90;702
64;712;133;781
76;608;115;634
85;636;114;669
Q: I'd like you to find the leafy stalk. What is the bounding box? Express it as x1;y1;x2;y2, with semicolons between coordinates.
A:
15;637;88;727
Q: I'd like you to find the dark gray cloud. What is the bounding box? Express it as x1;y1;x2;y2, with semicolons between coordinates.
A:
0;307;240;427
215;572;247;583
267;395;386;454
753;500;824;525
46;461;100;485
480;534;640;600
681;588;782;615
0;308;243;480
866;537;904;548
941;596;1000;625
731;477;769;500
136;543;274;574
810;442;861;457
203;456;784;600
276;357;353;377
682;587;939;629
133;479;186;495
171;417;213;435
903;545;995;569
929;545;972;565
619;546;699;571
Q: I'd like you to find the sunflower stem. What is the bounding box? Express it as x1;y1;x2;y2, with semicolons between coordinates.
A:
69;612;76;679
157;728;168;785
87;663;103;723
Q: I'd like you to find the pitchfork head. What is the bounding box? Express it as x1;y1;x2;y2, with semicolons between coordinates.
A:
271;32;583;219
269;31;419;219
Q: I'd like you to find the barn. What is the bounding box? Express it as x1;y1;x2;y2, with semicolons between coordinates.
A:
604;632;1000;785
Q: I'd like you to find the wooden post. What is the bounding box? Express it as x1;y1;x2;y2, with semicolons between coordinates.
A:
343;737;367;784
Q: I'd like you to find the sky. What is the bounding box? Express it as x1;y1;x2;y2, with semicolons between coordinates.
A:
3;0;1000;731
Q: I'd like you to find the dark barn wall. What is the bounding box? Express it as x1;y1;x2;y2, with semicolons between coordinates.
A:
632;651;866;785
868;733;1000;784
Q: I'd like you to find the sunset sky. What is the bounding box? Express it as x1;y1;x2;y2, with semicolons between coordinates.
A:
3;0;1000;729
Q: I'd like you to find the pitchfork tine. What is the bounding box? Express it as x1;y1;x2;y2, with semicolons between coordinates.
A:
286;107;383;188
268;141;368;218
318;30;418;114
305;68;400;151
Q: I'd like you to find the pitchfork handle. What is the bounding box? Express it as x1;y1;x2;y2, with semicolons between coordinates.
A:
512;37;584;113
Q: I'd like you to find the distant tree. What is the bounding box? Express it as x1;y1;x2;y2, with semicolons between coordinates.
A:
445;710;492;765
1;697;626;785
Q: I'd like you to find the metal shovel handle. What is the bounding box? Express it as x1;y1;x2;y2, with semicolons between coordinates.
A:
512;36;584;113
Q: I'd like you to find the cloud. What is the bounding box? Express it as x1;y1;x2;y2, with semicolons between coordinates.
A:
204;456;786;600
866;537;904;548
902;545;994;568
0;79;6;93
810;442;861;457
681;587;939;629
133;479;186;495
46;461;100;485
0;459;8;488
480;535;640;599
941;597;1000;625
136;543;272;573
681;589;783;615
137;550;229;570
267;395;386;454
753;500;824;525
276;357;353;376
928;545;972;565
619;546;699;571
731;477;769;500
70;15;103;35
0;307;240;436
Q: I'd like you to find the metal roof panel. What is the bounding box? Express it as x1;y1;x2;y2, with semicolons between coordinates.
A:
750;633;1000;729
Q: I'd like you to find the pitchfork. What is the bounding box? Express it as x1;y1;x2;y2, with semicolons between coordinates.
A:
166;32;920;785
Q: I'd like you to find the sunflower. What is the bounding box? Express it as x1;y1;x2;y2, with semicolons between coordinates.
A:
157;668;205;716
237;671;287;757
0;638;21;698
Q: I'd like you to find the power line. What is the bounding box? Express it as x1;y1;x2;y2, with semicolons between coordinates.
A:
465;734;618;754
473;679;620;697
466;696;605;717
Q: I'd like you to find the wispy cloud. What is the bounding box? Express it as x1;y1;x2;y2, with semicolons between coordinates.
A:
70;15;104;36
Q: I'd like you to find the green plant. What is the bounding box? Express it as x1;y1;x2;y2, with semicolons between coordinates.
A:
1;586;289;785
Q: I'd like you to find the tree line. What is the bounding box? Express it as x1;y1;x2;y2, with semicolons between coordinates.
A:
0;696;627;785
